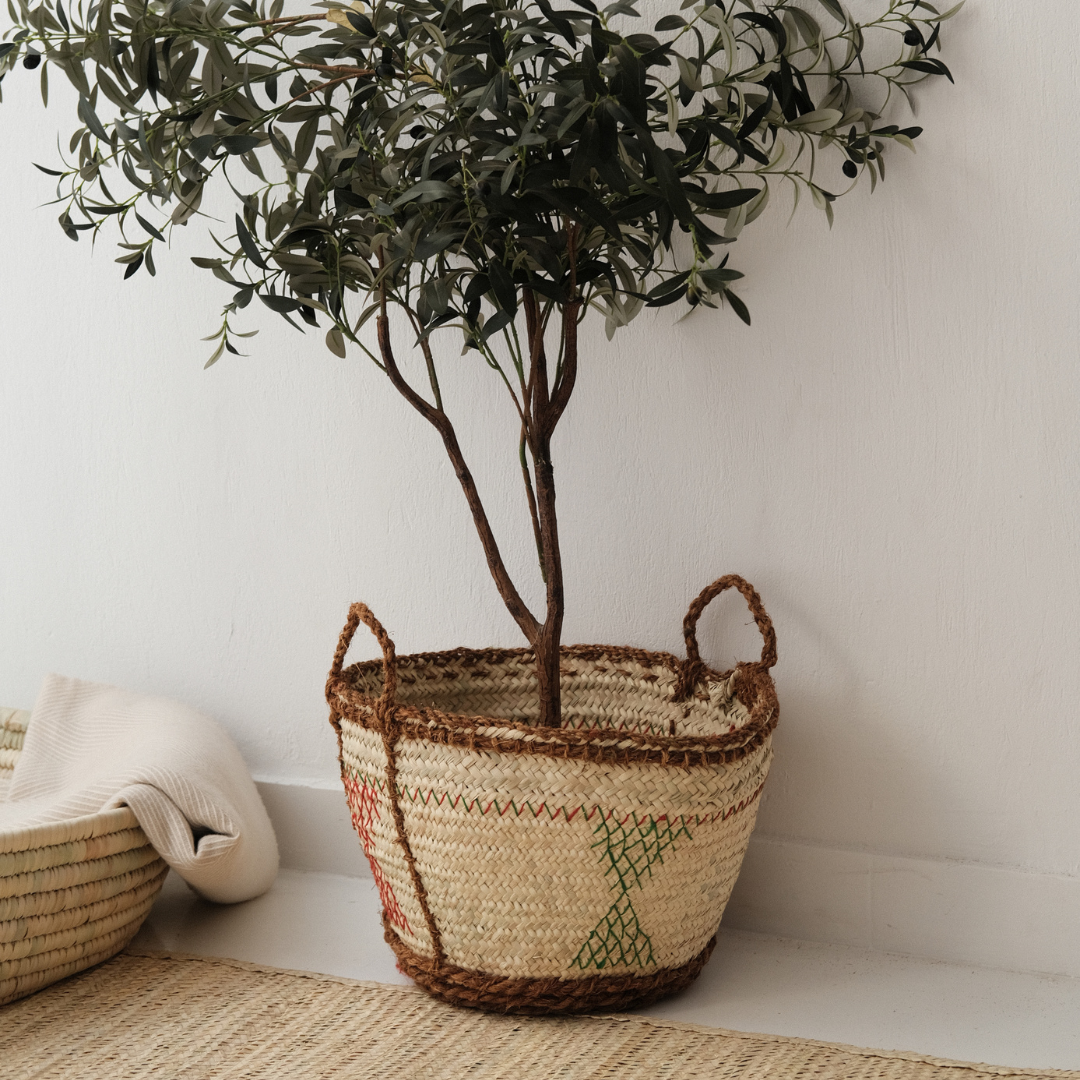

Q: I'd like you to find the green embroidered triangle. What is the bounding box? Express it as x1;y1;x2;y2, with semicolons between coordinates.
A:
571;814;692;971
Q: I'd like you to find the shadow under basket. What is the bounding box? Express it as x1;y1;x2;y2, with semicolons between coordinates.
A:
0;709;168;1006
325;575;779;1016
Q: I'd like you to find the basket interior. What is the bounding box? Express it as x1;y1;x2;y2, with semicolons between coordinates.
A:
349;650;752;739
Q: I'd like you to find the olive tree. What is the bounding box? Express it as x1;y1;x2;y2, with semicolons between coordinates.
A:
0;0;960;724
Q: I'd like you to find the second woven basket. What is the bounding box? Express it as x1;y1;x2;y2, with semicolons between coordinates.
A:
0;708;167;1006
326;575;778;1015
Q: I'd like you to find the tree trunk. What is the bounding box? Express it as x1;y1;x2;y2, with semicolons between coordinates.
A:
532;438;563;727
376;280;579;728
523;290;578;727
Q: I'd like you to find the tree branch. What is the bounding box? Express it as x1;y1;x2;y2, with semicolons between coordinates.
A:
547;299;580;432
405;308;445;413
246;13;329;28
523;287;550;439
275;74;357;111
535;230;581;438
520;285;567;725
376;308;540;645
520;423;546;581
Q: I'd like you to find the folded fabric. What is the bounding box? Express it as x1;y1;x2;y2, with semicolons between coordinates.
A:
0;674;279;904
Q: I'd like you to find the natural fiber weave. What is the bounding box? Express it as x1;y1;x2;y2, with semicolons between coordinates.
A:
0;707;27;797
0;708;167;1006
0;950;1073;1080
326;576;780;1014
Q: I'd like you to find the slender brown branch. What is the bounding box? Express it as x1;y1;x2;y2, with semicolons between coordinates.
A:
419;336;444;413
293;63;436;84
275;74;356;111
510;324;533;443
523;288;550;437
567;223;580;295
520;424;545;581
538;232;580;437
531;432;564;726
376;300;540;645
298;63;376;78
520;285;568;726
405;309;445;413
547;299;579;432
246;13;329;28
523;288;547;381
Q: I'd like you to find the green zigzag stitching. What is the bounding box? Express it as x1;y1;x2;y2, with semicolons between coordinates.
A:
571;814;692;971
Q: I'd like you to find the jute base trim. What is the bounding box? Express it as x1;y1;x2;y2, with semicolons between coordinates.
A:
384;919;717;1015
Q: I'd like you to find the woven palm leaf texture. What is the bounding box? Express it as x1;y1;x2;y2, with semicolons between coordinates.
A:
326;575;778;1015
0;708;167;1006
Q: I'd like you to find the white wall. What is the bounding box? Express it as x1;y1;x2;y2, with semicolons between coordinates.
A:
3;4;1079;972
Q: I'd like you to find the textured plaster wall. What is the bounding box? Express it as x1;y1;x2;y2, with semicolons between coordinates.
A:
2;2;1079;901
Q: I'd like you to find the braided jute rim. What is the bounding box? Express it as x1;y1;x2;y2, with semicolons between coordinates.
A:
326;576;779;769
329;651;777;768
383;917;717;1016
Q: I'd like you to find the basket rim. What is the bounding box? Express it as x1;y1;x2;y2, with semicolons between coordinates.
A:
328;642;778;767
0;806;142;858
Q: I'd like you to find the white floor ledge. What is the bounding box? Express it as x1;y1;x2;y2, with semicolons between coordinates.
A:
255;780;1080;981
726;836;1080;980
132;869;1080;1072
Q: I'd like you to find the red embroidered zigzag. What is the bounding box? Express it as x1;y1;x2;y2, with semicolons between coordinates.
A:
343;771;412;935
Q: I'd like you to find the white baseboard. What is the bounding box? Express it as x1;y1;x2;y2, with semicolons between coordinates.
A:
724;836;1080;980
256;780;370;880
256;781;1080;980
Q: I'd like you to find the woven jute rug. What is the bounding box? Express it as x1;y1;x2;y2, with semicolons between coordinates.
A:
0;950;1073;1080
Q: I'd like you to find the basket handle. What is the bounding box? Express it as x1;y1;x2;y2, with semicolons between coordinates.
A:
675;575;777;701
328;608;443;963
330;602;398;713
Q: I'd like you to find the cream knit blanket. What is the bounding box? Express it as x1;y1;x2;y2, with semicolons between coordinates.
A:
0;674;278;904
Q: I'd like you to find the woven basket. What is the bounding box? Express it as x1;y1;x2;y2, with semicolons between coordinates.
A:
0;707;168;1006
326;574;779;1015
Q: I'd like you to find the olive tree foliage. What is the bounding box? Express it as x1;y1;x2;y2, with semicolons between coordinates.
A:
1;0;960;724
